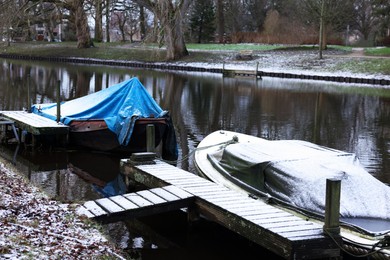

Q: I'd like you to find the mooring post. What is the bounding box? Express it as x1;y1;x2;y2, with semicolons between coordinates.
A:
56;80;61;123
27;74;31;112
323;178;341;236
146;124;155;152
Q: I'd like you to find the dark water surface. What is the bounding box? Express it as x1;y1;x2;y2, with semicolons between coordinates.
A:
0;58;389;259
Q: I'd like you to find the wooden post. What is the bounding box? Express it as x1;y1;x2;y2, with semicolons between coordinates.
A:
323;178;341;236
27;74;31;112
256;62;260;79
56;80;61;123
146;124;155;152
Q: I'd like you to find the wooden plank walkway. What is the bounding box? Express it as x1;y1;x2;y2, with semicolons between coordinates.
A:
79;159;340;259
77;185;195;223
0;111;68;135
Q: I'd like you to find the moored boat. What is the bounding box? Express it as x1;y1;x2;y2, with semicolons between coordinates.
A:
195;130;390;258
31;77;178;161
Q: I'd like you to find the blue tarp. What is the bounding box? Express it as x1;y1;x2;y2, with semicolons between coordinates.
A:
31;78;178;159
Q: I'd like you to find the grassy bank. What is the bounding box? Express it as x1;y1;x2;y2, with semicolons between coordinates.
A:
1;41;390;75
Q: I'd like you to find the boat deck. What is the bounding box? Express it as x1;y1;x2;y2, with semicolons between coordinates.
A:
0;111;69;135
79;159;341;259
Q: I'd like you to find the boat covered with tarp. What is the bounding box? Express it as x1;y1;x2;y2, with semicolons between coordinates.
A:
195;130;390;257
31;77;178;160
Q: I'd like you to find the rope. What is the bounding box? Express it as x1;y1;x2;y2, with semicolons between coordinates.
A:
324;229;390;259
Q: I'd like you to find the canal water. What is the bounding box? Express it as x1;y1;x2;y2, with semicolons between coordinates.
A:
0;58;389;259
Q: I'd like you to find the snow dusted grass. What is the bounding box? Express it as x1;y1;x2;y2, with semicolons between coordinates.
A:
1;41;390;79
0;162;125;259
186;43;281;51
332;58;390;75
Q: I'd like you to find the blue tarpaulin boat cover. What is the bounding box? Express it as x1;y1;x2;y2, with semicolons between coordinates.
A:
31;77;178;159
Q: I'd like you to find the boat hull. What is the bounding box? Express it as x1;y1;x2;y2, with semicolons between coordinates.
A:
69;118;168;153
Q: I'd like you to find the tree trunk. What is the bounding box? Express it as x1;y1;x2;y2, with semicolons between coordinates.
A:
134;0;190;60
158;0;189;60
216;0;225;43
74;0;93;48
95;0;103;42
105;0;110;42
319;0;325;59
139;5;146;40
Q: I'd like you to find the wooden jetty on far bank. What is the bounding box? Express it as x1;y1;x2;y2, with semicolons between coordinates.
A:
222;61;262;79
77;155;341;259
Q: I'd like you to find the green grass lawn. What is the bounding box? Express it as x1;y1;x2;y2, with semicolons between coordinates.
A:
365;47;390;56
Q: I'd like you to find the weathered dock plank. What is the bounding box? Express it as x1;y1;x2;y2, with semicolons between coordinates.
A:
81;185;196;224
137;189;167;204
75;205;95;218
95;197;124;214
151;187;181;201
83;201;107;217
162;185;193;199
109;195;138;210
124;193;154;207
0;111;68;135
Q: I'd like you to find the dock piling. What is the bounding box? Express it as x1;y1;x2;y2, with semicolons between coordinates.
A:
146;124;155;152
323;178;341;236
56;80;61;123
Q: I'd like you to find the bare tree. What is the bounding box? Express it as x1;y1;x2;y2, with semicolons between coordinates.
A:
0;0;21;45
300;0;355;58
132;0;191;60
27;0;93;47
215;0;225;43
111;1;140;42
354;0;377;41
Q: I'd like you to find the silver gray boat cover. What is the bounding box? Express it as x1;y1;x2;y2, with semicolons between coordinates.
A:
208;140;390;220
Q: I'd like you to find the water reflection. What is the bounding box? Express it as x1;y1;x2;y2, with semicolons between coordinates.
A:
0;58;389;191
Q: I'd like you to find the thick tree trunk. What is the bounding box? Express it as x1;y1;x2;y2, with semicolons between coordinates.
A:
74;0;93;48
134;0;190;60
157;0;189;60
162;13;188;59
95;0;103;42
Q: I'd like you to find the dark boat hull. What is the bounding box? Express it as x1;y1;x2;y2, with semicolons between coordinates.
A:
69;118;168;153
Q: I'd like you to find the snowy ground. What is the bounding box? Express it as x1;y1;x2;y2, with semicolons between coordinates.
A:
171;48;390;82
0;162;125;260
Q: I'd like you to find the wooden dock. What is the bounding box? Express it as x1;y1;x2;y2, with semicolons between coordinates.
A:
224;70;262;79
222;62;262;79
78;158;341;259
0;111;69;146
0;111;69;136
